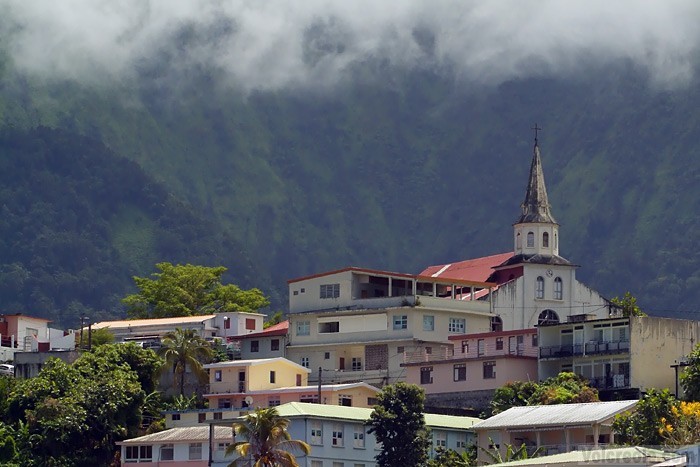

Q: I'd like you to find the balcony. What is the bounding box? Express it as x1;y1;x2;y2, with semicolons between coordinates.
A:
539;340;629;359
589;374;630;390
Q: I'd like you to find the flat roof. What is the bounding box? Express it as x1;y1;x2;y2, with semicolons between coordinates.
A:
487;446;678;466
203;357;310;373
449;328;537;341
472;400;638;431
204;382;380;398
92;315;216;330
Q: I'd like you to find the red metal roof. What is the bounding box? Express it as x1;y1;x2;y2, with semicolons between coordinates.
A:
235;320;289;339
420;252;513;283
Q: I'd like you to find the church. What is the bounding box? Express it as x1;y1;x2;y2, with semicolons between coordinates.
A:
420;134;611;331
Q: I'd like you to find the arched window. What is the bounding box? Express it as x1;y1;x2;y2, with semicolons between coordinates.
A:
535;276;545;299
538;309;560;326
490;316;503;332
516;232;522;249
527;232;535;248
554;277;563;300
543;232;549;248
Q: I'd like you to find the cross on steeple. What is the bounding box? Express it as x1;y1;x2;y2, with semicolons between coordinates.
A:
531;123;542;146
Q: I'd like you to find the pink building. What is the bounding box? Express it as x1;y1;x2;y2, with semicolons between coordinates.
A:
404;328;538;409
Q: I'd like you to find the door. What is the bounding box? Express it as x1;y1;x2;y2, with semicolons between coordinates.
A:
339;357;345;370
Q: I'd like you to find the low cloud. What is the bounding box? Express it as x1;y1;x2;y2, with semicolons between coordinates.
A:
2;0;699;91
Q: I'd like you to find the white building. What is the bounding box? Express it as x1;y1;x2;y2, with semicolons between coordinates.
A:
422;138;610;331
286;267;496;386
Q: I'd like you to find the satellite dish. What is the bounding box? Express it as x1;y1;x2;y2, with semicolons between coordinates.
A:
244;396;254;407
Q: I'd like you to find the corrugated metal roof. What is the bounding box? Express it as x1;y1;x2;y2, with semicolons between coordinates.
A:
489;446;676;466
421;252;513;283
118;426;233;445
235;320;289;339
93;315;216;329
472;400;638;430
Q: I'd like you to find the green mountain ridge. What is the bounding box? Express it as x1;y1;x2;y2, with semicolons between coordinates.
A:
0;60;699;321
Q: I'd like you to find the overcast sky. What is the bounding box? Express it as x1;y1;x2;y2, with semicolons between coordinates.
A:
2;0;699;91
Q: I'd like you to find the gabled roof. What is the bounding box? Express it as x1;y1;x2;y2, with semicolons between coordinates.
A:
117;426;233;445
516;142;557;225
235;320;288;339
203;357;310;373
472;400;638;431
271;402;482;429
488;446;677;466
92;315;216;330
420;252;513;283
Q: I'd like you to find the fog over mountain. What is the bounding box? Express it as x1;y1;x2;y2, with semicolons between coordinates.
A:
3;1;700;91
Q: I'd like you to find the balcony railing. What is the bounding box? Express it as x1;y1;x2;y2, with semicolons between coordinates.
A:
539;340;629;359
589;374;630;390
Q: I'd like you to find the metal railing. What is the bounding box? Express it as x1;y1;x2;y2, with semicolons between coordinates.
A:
539;340;629;358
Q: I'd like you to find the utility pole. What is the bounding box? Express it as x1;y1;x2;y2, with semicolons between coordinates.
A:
79;315;86;349
317;367;322;404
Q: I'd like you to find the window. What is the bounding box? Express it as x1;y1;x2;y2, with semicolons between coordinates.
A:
461;341;469;354
189;443;203;460
449;318;465;333
339;395;352;406
423;315;435;331
251;340;259;352
224;318;231;329
491;315;503;332
126;446;152;462
397;346;405;354
245;318;256;330
483;361;496;379
477;339;485;356
320;283;340;299
268;397;281;407
456;434;467;450
420;366;433;384
532;333;538;347
496;337;503;350
198;413;206;423
554;277;563;300
160;444;174;461
301;357;309;368
217;442;230;453
332;424;344;447
367;397;378;406
301;394;319;403
270;371;276;383
393;315;408;330
311;421;323;444
218;398;232;409
516;231;522;249
296;321;310;336
214;370;222;382
354;426;366;448
351;357;362;371
435;431;447;448
453;363;466;381
536;276;545;299
301;288;305;293
271;339;280;351
543;232;549;247
319;322;340;333
171;413;180;421
293;290;299;295
324;352;330;359
311;461;323;467
538;309;560;325
333;463;344;467
213;412;223;420
527;231;534;247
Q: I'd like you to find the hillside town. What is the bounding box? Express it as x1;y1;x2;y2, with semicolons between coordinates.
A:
1;137;699;466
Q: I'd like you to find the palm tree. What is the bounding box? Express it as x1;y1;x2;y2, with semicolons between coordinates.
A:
158;328;213;396
226;407;311;467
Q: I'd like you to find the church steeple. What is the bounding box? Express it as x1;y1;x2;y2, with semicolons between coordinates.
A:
513;126;560;257
517;141;557;224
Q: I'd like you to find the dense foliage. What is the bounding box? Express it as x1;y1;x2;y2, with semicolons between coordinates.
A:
680;343;700;401
367;382;431;467
1;56;700;317
613;389;678;446
124;263;269;318
487;373;599;416
158;328;214;396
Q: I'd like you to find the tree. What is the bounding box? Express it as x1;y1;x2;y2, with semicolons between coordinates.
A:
613;389;678;446
123;263;270;319
479;438;542;465
367;382;431;467
158;328;213;396
658;401;700;446
264;311;284;329
680;343;700;401
610;292;646;317
226;407;311;467
486;373;598;417
427;447;475;467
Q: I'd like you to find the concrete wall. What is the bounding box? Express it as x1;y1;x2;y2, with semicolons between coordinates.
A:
630;316;700;394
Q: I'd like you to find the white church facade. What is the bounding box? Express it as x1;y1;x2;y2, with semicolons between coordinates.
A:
421;137;611;331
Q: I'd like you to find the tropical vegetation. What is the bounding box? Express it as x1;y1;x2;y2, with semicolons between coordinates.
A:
226;407;311;467
158;328;214;396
